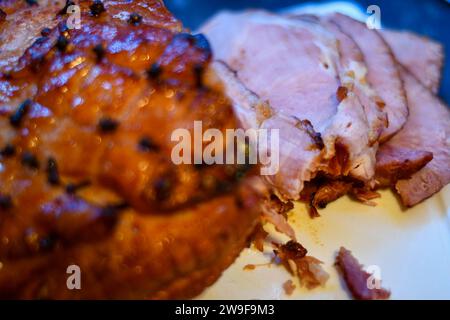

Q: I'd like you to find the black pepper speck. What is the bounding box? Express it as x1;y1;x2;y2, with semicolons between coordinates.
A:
47;157;60;185
128;13;142;26
0;143;16;158
90;0;106;16
93;44;105;62
21;152;40;170
138;136;159;152
40;28;52;37
25;0;39;6
98;117;119;133
147;63;162;80
56;35;69;52
10;99;32;128
0;194;12;210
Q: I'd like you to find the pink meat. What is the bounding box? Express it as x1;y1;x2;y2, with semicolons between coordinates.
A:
382;30;444;94
392;69;450;206
336;247;390;300
202;11;376;199
329;13;408;142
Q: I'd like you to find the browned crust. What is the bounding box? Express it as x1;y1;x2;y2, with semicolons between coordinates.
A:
0;181;261;299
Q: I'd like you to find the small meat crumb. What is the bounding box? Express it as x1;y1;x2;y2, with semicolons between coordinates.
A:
250;223;268;252
282;280;296;295
336;86;349;102
335;247;390;300
243;264;256;271
274;241;329;290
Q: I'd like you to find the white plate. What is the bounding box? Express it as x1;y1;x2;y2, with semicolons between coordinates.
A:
197;2;450;300
198;185;450;300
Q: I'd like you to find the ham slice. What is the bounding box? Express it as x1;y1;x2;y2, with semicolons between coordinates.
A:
376;68;450;206
382;30;444;94
293;14;386;145
329;13;408;142
203;11;376;199
336;247;390;300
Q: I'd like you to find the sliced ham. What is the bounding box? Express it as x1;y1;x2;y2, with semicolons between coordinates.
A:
292;14;387;145
203;11;376;199
329;13;408;142
382;30;444;94
377;68;450;206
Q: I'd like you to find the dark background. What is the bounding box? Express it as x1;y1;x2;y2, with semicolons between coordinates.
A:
165;0;450;104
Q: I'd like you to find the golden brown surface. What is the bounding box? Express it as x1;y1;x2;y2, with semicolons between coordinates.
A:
0;0;261;299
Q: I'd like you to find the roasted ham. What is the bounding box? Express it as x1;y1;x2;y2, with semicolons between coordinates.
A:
0;0;261;299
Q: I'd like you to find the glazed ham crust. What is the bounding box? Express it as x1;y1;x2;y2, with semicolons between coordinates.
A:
0;0;261;298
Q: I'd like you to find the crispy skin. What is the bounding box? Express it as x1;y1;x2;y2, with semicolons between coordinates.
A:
0;0;260;299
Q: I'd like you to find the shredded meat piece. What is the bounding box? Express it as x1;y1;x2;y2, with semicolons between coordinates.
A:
350;188;381;206
243;264;256;271
312;180;352;209
282;280;296;295
296;256;329;289
261;195;296;239
274;241;329;289
249;223;268;252
267;194;294;217
335;247;390;300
